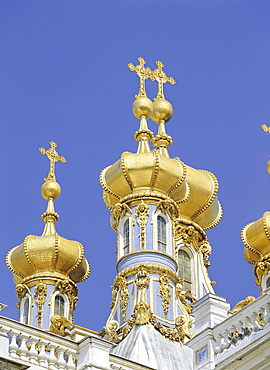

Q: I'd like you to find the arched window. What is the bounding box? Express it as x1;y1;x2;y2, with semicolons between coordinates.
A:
123;219;130;255
178;250;192;291
157;216;167;253
22;297;30;324
266;276;270;289
54;295;65;317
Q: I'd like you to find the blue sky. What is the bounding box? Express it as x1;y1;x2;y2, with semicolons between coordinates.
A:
1;0;270;331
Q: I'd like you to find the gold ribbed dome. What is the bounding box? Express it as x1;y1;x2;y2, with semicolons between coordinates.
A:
6;141;90;286
242;212;270;265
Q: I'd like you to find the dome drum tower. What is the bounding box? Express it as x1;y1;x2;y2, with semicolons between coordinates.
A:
6;141;90;334
100;58;222;344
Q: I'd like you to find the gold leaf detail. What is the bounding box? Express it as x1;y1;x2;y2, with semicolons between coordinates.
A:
135;201;150;249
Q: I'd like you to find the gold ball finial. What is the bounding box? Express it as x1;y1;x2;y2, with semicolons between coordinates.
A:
132;97;153;119
151;99;173;123
41;180;61;200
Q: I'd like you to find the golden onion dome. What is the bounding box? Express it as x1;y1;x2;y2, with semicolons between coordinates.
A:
242;212;270;265
101;58;223;231
6;141;90;286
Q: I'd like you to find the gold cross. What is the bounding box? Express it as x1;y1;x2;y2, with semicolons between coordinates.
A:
262;124;270;133
128;57;152;99
39;141;66;182
151;60;176;100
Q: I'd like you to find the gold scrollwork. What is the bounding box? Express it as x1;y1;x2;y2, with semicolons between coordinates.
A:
155;199;179;220
119;276;129;321
16;284;31;309
112;203;132;227
110;285;118;309
158;274;171;318
135;201;150;249
116;263;183;286
173;218;205;251
254;254;270;291
176;283;196;315
34;281;47;327
199;239;212;268
149;312;192;344
106;314;136;344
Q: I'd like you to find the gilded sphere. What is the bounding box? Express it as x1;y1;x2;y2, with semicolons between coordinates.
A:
132;97;153;119
268;160;270;175
41;180;61;200
151;99;173;123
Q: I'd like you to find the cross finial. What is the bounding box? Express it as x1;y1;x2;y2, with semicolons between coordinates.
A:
39;141;66;182
151;60;176;100
262;124;270;133
128;57;152;99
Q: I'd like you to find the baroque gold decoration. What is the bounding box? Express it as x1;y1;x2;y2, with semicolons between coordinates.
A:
135;301;150;325
49;315;75;337
112;203;132;227
199;239;212;268
149;312;192;344
110;285;118;309
39;141;66;182
254;254;270;290
106;314;136;344
34;281;47;327
262;124;270;133
228;296;256;315
175;283;197;315
128;57;152;99
116;263;182;286
16;284;30;309
135;201;150;249
155;199;179;220
119;276;129;321
53;279;78;323
158;273;171;318
106;320;121;343
135;266;150;324
173;218;206;251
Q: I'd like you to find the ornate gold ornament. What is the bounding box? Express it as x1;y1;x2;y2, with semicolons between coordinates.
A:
155;199;179;220
150;61;176;101
158;273;171;318
34;281;47;327
135;201;150;249
116;263;182;285
49;315;75;337
199;239;212;268
39;141;66;182
110;285;118;309
173;218;205;251
254;254;270;290
105;314;136;344
228;296;256;315
175;283;196;315
53;279;78;323
119;276;129;321
135;266;150;324
111;202;132;232
16;284;31;309
135;301;150;325
149;312;192;344
112;203;132;224
128;57;152;99
262;124;270;133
